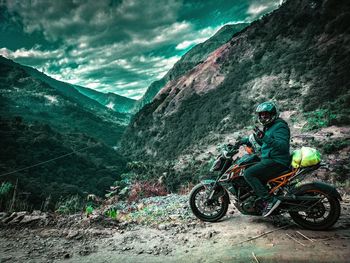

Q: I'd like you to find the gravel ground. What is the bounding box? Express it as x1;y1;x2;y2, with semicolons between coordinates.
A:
1;194;350;263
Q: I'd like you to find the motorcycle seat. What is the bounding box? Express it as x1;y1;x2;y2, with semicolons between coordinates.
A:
277;167;293;176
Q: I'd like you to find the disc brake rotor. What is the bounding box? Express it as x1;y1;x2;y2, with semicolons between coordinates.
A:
196;190;222;215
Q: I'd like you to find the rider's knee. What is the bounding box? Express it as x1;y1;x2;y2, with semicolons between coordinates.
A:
243;170;252;180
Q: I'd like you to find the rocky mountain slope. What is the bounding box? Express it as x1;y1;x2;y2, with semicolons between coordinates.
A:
0;56;128;145
134;23;249;111
74;85;136;115
120;0;350;187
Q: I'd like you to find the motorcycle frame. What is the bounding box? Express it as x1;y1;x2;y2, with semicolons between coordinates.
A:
216;146;321;197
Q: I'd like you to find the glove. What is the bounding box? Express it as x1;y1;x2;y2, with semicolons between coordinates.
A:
253;126;265;140
235;136;248;147
226;143;239;153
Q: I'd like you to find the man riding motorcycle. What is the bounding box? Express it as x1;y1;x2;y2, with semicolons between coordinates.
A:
238;101;290;217
190;101;341;229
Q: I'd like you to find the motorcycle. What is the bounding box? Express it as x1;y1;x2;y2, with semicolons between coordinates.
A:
189;138;341;230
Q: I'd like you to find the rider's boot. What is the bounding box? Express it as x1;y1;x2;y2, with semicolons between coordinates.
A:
262;197;281;217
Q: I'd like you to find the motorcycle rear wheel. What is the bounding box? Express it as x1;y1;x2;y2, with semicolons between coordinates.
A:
289;186;340;230
189;183;229;222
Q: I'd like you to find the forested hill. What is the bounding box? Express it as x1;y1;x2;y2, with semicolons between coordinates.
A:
74;85;136;115
0;118;126;210
0;56;128;146
0;57;129;209
121;0;350;161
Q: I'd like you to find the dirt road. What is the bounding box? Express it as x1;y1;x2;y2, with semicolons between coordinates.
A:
1;198;350;263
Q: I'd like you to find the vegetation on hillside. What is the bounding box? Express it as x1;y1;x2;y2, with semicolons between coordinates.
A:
0;56;127;146
0;117;127;211
74;85;136;115
121;0;350;160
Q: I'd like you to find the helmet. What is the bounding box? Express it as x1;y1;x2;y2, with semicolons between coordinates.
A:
255;101;279;126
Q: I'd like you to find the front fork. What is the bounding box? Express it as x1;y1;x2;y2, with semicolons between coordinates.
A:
201;179;230;202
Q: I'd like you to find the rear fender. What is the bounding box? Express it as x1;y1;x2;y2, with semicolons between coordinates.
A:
293;182;342;201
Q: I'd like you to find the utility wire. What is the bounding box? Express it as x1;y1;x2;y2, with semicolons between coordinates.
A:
0;145;93;178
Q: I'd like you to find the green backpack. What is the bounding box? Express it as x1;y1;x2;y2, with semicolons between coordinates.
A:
291;147;321;168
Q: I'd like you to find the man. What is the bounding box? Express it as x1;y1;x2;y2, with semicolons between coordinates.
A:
239;101;291;217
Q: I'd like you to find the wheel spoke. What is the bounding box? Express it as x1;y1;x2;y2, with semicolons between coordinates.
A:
292;189;337;226
194;188;224;217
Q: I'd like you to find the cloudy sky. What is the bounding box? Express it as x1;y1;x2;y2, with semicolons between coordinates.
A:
0;0;281;99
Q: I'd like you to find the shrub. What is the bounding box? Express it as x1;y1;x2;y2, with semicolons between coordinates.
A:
55;195;83;214
302;109;337;131
105;207;118;219
128;181;168;202
316;139;350;154
0;182;13;196
105;178;130;200
178;182;195;195
0;182;13;211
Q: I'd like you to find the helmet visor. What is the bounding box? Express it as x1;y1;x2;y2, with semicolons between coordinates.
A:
258;111;273;125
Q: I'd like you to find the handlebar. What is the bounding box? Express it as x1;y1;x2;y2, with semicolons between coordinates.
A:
221;143;239;158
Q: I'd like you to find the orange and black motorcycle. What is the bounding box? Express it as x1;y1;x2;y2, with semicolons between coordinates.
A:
189;142;341;230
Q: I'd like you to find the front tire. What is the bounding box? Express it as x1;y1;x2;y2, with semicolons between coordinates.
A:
289;185;341;230
189;183;229;222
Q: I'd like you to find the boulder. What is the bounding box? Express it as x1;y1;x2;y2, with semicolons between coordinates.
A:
20;214;45;224
9;211;27;224
1;212;17;224
0;212;8;220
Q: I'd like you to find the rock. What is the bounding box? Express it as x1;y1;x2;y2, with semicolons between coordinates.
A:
0;256;13;262
31;210;42;216
205;232;213;239
64;253;70;259
119;222;128;229
66;230;79;239
20;215;42;224
9;211;27;224
205;231;218;239
122;247;133;251
169;214;179;220
0;212;8;220
1;212;17;224
158;224;167;230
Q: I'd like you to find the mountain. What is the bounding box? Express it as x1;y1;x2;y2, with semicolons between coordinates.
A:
0;57;130;208
0;56;128;146
134;23;249;111
0;117;127;210
74;85;136;114
121;0;350;163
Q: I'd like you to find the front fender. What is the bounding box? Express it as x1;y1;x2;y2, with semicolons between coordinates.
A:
294;182;342;201
200;179;216;187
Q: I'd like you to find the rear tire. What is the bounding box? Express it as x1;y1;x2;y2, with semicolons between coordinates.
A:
289;185;341;230
189;183;229;222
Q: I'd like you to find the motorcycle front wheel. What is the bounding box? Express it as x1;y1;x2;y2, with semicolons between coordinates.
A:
189;183;229;222
289;186;341;230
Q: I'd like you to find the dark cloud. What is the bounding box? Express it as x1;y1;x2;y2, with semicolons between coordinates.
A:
0;0;280;99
